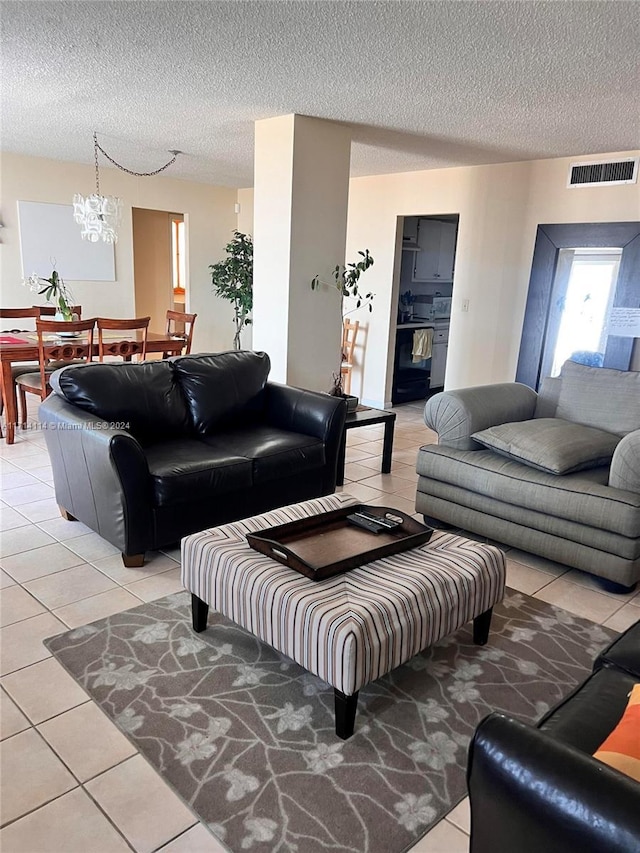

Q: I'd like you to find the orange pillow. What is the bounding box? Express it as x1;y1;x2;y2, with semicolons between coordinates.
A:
593;684;640;782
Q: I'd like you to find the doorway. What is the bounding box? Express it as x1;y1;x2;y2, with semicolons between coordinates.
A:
391;214;459;404
132;208;186;333
517;222;640;389
541;248;621;378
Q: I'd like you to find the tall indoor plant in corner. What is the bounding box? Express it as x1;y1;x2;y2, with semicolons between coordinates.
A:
209;231;253;350
311;249;374;397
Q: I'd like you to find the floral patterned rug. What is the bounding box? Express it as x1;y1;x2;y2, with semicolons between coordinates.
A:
45;590;615;853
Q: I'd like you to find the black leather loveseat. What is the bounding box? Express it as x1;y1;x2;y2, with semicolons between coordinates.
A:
39;351;347;566
467;619;640;853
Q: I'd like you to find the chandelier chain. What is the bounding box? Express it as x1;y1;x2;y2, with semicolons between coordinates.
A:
94;133;101;195
93;131;180;179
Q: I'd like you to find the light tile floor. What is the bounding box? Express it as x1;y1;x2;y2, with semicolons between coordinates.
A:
1;400;638;852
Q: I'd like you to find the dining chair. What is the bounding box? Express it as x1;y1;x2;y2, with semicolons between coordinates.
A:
340;319;360;395
164;309;197;357
15;318;96;428
0;307;41;437
1;306;41;331
96;316;150;362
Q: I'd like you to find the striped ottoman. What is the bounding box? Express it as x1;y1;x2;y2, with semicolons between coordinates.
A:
182;493;505;739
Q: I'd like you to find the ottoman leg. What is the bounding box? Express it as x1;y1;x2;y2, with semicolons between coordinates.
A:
473;607;493;645
334;689;358;740
191;594;209;633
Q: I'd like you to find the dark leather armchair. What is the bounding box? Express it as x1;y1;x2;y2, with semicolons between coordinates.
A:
39;351;347;566
467;620;640;853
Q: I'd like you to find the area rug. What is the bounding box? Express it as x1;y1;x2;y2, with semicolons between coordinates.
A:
45;591;615;853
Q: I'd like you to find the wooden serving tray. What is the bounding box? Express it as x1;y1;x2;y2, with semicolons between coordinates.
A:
246;504;433;581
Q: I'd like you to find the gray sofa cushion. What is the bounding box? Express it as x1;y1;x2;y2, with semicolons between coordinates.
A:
533;376;561;419
416;444;640;539
472;418;620;475
556;361;640;437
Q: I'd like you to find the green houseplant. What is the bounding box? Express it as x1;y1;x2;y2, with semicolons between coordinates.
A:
209;231;253;351
311;249;374;396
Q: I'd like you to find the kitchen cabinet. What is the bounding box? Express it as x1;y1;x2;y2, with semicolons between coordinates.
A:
412;219;457;282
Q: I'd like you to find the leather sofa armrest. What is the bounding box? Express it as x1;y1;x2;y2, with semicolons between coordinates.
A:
39;394;153;556
467;713;640;853
424;383;538;450
609;429;640;493
264;383;347;492
595;618;640;676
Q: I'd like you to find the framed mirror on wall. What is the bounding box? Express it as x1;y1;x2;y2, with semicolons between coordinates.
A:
517;222;640;389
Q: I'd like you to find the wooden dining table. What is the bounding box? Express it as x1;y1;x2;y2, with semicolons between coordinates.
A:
0;330;187;444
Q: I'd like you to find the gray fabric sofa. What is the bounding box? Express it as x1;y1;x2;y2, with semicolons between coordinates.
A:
416;361;640;590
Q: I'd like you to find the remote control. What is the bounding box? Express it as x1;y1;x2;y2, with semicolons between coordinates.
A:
346;513;386;534
353;510;402;530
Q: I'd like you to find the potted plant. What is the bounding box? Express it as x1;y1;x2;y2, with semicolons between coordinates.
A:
311;249;374;405
209;231;253;350
399;289;416;323
23;266;76;323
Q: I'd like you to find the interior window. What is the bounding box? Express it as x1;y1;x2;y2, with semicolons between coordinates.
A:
172;216;186;294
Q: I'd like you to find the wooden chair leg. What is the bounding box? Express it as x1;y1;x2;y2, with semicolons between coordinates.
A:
59;507;77;521
342;368;351;395
18;387;28;429
122;553;145;568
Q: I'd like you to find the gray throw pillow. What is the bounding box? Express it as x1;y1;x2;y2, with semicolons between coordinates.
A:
472;418;620;475
556;360;640;437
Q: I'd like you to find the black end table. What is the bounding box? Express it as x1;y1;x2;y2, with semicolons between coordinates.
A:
337;407;396;486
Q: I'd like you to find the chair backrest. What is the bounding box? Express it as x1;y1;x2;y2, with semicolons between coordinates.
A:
342;320;360;365
166;309;197;355
0;306;39;333
36;318;96;392
35;305;82;319
96;316;150;361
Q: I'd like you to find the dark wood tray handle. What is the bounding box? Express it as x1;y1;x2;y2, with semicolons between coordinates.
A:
251;536;294;564
271;546;290;562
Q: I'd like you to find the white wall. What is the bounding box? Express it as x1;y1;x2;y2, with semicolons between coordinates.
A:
345;151;640;407
5;149;637;399
0;152;238;353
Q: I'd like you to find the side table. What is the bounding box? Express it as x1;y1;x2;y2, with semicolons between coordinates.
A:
337;407;396;486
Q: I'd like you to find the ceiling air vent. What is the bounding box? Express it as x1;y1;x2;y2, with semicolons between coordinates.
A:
568;158;638;188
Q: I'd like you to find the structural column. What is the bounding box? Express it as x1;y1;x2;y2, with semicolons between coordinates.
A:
252;114;351;390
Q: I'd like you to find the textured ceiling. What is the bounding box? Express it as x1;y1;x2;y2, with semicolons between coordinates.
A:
2;1;639;187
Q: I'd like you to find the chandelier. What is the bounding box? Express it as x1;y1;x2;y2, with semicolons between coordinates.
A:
73;132;181;244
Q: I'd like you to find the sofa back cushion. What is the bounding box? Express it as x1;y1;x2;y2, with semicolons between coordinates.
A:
51;361;191;445
172;351;271;434
533;376;561;419
556;360;640;436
